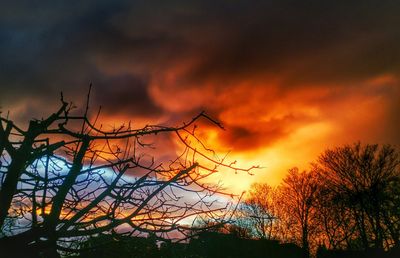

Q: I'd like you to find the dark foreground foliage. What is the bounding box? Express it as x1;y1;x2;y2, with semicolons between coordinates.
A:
317;245;400;258
76;232;400;258
77;232;303;258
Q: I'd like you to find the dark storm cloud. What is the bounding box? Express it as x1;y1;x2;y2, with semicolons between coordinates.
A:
161;0;400;86
0;0;399;147
92;74;162;117
2;1;399;93
0;1;128;100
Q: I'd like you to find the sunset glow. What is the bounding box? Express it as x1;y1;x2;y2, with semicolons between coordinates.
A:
2;2;400;257
1;1;399;194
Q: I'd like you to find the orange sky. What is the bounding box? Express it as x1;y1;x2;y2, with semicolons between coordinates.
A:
1;1;399;194
153;73;399;194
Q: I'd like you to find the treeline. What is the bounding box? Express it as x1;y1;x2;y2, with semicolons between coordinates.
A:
75;231;399;258
63;142;400;258
77;232;304;258
223;143;400;258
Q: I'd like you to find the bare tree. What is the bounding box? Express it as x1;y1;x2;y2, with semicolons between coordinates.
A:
313;180;355;250
279;167;319;258
316;143;400;250
0;92;255;257
235;169;320;257
237;183;279;240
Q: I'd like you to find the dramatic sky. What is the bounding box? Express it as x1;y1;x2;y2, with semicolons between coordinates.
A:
1;0;399;192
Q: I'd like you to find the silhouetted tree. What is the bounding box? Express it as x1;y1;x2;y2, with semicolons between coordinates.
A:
313;180;354;250
237;170;319;257
234;143;400;257
316;143;400;250
279;167;319;258
0;92;255;257
237;183;279;240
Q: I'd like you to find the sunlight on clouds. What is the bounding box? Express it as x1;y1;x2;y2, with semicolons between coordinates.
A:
200;120;334;194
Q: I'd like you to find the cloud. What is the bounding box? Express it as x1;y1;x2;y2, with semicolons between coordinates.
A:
92;74;163;117
1;1;399;191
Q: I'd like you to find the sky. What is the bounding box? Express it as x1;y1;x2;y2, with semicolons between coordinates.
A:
1;0;399;193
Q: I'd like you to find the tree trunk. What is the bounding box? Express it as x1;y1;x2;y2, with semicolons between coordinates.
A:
302;224;310;258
